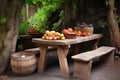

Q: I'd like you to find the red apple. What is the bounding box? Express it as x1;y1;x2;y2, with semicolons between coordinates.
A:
62;29;71;34
68;28;73;32
80;32;87;36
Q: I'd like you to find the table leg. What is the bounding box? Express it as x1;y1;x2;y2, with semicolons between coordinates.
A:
74;44;81;54
57;45;70;78
91;39;100;62
92;39;99;49
38;44;48;73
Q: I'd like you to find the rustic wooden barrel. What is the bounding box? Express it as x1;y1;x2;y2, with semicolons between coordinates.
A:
10;51;37;75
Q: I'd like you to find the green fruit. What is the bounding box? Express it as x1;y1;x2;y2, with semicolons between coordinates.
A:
61;37;65;40
60;33;64;37
50;31;55;34
45;30;49;33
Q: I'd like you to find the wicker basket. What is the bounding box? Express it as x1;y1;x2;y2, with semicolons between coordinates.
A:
74;27;94;35
64;33;76;39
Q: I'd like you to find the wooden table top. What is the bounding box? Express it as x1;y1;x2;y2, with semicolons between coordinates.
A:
32;34;102;45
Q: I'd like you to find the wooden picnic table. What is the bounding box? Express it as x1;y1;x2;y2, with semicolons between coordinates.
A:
32;34;102;78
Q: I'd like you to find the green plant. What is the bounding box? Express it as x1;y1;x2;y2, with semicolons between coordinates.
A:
19;22;30;35
27;0;67;33
29;4;60;33
52;10;65;30
0;17;6;24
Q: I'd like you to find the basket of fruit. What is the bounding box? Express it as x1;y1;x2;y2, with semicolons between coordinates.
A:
75;23;94;36
27;26;40;34
62;28;76;39
63;33;76;39
26;26;43;38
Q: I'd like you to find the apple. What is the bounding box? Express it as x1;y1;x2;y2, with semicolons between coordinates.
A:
68;28;73;32
76;31;81;36
59;33;64;37
54;32;60;36
80;32;87;36
50;31;55;34
48;36;53;40
62;29;72;34
61;37;65;40
52;36;57;40
87;32;91;36
45;30;50;34
56;35;60;40
47;33;54;37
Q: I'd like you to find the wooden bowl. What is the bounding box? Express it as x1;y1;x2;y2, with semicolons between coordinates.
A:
64;33;76;39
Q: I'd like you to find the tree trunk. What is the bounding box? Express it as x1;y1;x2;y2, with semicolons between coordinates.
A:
62;0;78;27
106;0;120;48
0;0;24;74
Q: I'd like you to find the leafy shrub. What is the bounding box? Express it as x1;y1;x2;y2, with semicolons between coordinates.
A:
27;0;66;33
19;22;30;35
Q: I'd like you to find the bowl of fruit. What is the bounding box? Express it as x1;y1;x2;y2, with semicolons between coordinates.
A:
26;26;43;38
75;23;94;36
62;28;76;39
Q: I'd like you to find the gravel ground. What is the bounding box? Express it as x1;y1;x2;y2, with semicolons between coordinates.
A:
1;51;120;80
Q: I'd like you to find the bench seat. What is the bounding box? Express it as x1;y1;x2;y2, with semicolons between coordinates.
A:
72;46;115;62
72;46;115;80
24;46;56;54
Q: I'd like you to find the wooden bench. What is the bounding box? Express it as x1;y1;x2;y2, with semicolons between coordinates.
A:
24;46;56;54
72;46;116;80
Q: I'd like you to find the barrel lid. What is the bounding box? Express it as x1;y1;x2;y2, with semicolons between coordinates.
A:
11;51;35;60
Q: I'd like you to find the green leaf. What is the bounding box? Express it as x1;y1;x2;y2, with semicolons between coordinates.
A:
28;0;66;33
19;22;30;35
0;18;6;24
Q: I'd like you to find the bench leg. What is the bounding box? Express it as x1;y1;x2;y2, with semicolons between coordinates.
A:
73;61;92;80
100;50;114;66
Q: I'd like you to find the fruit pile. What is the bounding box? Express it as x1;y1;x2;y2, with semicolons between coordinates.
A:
75;31;91;36
62;28;76;39
42;30;65;40
62;28;75;34
27;26;40;34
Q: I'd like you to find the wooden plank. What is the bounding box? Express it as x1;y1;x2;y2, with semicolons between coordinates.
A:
32;34;102;45
24;46;56;52
75;34;102;43
72;46;115;62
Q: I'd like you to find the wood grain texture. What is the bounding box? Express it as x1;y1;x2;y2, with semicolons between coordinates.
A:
72;46;115;62
32;34;102;45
